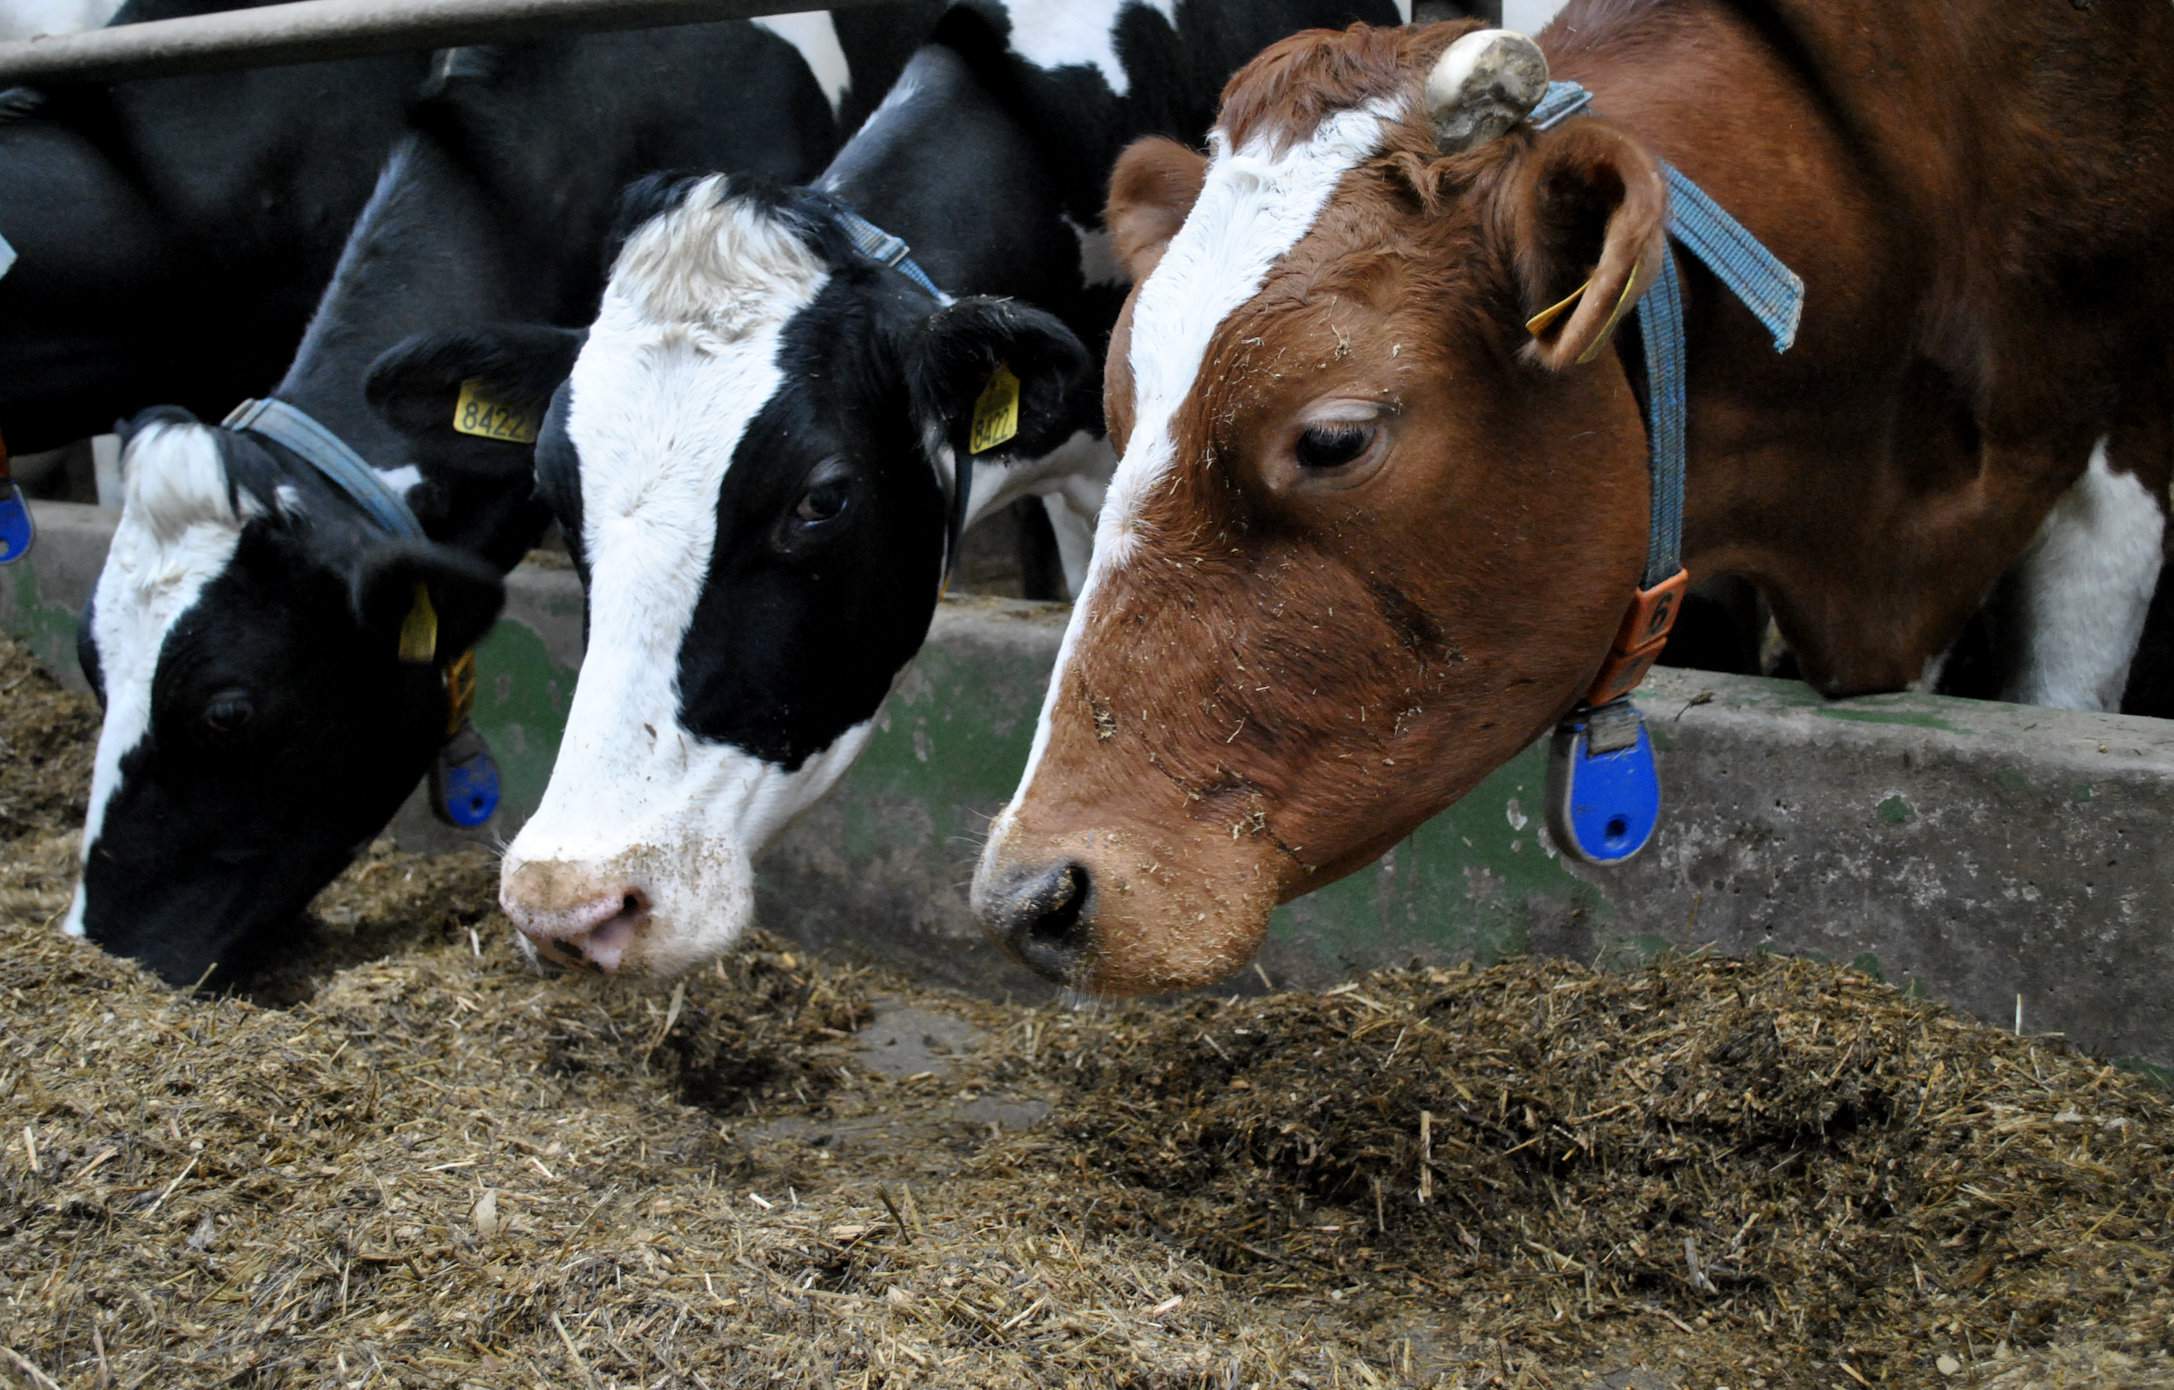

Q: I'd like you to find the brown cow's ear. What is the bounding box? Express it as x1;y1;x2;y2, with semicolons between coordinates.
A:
1106;137;1209;284
1499;119;1667;372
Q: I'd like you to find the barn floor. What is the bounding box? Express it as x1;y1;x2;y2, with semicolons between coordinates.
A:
1;637;2170;1389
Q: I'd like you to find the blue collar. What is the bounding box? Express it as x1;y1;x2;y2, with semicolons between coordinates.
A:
830;203;949;305
222;397;425;542
1533;80;1804;867
824;200;973;578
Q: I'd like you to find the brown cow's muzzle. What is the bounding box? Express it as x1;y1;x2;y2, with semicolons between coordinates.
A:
972;818;1284;995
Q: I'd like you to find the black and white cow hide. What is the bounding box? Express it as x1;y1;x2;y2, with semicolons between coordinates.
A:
372;0;1464;977
68;12;924;986
0;0;434;454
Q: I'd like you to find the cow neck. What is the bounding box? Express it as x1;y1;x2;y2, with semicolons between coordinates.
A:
267;134;546;560
817;43;1087;327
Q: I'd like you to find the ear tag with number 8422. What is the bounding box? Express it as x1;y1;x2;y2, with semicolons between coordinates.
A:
452;379;540;444
969;365;1020;454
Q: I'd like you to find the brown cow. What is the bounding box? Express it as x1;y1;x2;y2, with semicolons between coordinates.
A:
971;5;2174;993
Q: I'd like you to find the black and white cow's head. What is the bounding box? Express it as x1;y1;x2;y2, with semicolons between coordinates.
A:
373;173;1090;975
65;410;516;986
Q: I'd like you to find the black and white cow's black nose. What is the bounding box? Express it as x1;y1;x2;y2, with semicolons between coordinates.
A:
978;860;1094;981
501;857;653;973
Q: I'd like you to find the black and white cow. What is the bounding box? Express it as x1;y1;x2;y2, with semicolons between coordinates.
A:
67;12;928;985
373;0;1472;977
0;0;434;454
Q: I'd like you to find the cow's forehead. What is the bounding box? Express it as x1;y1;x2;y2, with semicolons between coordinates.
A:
565;177;836;498
1102;95;1408;557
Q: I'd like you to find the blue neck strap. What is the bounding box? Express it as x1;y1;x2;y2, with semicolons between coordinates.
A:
825;200;973;576
1533;80;1803;590
222;397;425;543
831;204;950;306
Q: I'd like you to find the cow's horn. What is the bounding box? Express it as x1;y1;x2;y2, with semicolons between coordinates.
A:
1426;29;1549;153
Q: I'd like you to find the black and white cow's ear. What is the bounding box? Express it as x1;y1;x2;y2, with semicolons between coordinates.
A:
364;325;587;476
347;538;507;667
904;297;1089;463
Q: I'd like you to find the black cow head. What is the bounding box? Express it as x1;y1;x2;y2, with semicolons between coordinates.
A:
67;409;507;986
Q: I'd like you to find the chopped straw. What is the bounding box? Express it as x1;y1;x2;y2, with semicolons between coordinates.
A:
1;635;2169;1386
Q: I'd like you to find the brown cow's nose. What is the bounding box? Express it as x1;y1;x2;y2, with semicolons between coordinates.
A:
981;861;1093;981
502;858;651;973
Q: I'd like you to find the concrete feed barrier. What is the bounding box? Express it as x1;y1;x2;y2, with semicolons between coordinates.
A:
8;501;2171;1072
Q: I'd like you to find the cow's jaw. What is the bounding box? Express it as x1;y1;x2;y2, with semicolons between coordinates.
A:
974;99;1407;993
66;422;252;942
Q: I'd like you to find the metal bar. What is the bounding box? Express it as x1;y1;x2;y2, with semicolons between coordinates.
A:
0;0;899;86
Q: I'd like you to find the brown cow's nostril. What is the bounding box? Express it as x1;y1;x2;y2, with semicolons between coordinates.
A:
1000;862;1092;981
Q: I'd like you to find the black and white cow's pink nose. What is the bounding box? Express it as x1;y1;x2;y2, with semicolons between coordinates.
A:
500;856;653;973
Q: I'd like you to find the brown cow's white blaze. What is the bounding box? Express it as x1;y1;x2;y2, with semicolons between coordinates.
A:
973;22;1656;992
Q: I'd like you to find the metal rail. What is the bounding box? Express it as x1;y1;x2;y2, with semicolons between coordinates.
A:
0;0;900;86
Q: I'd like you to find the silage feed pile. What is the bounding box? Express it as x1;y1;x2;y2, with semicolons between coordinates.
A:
1;635;2171;1388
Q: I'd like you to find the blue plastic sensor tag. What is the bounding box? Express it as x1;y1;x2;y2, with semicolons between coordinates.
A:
1545;699;1661;865
430;722;501;829
0;483;32;566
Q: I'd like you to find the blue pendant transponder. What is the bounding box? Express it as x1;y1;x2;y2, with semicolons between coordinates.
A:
1545;698;1661;865
430;721;502;829
0;483;32;566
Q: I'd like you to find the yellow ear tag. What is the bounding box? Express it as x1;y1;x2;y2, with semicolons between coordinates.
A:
398;582;439;665
452;379;540;444
1575;276;1645;366
968;364;1021;455
1525;278;1591;337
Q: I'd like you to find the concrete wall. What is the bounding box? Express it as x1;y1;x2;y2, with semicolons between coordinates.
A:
8;503;2172;1073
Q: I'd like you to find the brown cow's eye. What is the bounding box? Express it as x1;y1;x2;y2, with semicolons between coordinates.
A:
1295;422;1374;471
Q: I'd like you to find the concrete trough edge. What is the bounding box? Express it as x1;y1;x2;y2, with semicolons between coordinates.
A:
9;502;2172;1071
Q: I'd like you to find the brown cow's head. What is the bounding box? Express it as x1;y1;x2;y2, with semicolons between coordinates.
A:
971;21;1674;994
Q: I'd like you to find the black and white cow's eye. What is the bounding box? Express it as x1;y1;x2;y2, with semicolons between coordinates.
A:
202;691;256;737
1294;422;1376;472
795;480;851;525
790;459;856;531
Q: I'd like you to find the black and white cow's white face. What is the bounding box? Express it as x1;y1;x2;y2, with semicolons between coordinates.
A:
66;413;505;986
377;175;1087;975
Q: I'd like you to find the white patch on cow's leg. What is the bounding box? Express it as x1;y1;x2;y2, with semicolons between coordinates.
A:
1909;641;1956;695
990;95;1407;847
996;0;1178;97
752;10;851;120
64;421;255;938
2000;440;2166;711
